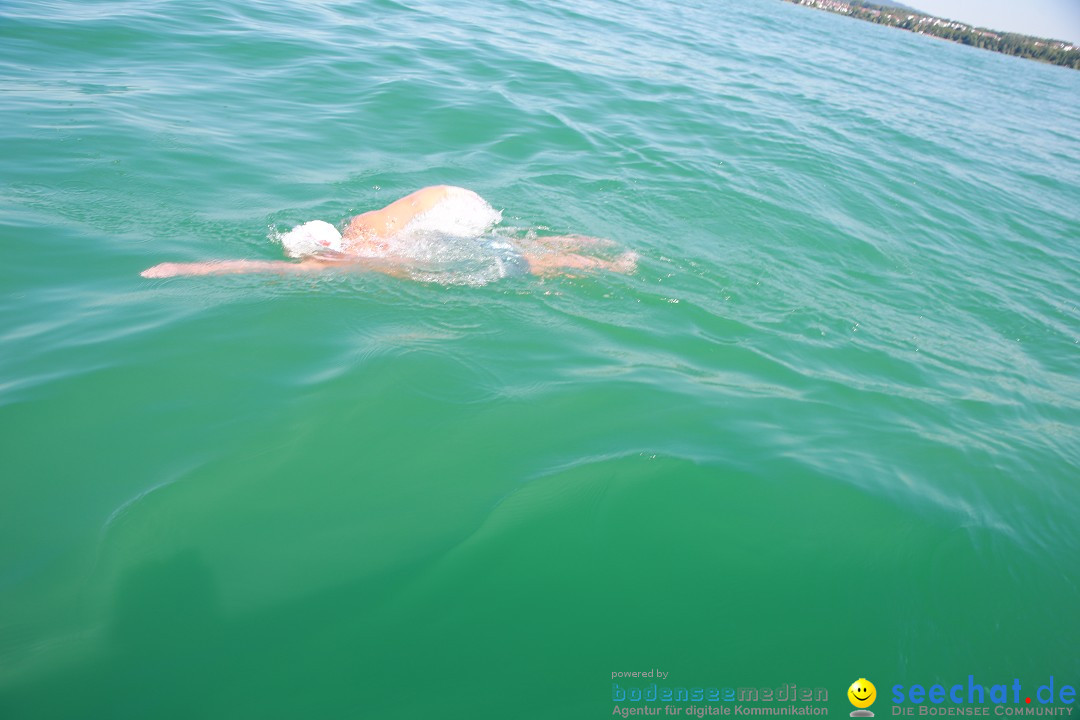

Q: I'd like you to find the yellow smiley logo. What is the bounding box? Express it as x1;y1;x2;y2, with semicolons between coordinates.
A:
848;678;877;709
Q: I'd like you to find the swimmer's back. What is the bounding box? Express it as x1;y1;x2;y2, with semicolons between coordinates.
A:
345;185;462;241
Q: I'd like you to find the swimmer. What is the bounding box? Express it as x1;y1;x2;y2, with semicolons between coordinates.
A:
141;185;637;279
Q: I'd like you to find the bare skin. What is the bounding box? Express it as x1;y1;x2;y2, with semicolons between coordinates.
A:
141;186;636;279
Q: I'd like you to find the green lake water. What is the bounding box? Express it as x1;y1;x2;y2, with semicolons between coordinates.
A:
1;0;1078;717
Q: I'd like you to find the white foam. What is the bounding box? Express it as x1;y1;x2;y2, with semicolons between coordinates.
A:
401;187;502;238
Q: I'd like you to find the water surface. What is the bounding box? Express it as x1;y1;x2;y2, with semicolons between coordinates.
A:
1;0;1078;717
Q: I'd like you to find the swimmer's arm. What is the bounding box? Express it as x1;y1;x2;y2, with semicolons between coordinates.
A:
140;258;409;279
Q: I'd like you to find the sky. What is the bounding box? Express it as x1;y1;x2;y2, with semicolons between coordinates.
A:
906;0;1080;44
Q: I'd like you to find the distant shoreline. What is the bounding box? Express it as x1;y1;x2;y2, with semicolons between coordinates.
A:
782;0;1080;70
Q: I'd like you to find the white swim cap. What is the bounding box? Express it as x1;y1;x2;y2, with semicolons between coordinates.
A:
279;220;344;258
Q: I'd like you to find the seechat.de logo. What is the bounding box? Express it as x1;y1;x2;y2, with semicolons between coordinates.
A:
849;678;877;717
